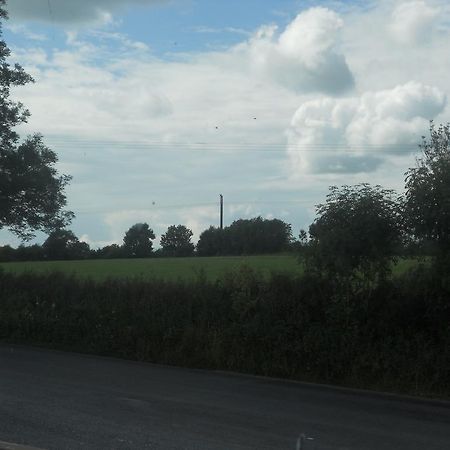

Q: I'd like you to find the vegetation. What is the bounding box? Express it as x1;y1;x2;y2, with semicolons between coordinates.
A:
302;184;403;283
43;229;90;260
196;226;226;256
0;1;72;240
160;225;195;257
123;223;155;258
197;217;292;256
404;122;450;273
0;217;295;262
0;266;448;398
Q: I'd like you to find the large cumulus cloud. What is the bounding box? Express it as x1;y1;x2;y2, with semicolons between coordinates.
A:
237;7;354;95
7;0;166;25
287;81;447;173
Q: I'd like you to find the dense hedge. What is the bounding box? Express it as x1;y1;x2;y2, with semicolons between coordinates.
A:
0;266;449;397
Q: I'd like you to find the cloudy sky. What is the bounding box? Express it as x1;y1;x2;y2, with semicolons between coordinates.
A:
1;0;449;248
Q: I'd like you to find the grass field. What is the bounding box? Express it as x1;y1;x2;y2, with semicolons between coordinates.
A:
0;255;303;282
0;254;422;282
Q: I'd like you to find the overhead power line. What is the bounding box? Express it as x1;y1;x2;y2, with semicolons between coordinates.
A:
74;199;318;215
43;138;420;153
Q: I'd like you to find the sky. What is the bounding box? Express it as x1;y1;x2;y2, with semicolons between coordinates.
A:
1;0;449;248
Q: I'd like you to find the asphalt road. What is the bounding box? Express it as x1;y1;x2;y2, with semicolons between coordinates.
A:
0;345;449;450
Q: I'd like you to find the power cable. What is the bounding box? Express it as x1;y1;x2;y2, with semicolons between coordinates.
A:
73;199;320;215
43;138;420;153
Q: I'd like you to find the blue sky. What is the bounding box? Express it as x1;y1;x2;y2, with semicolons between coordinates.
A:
5;0;336;54
1;0;450;248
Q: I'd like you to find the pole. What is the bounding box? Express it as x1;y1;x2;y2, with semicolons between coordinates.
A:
220;194;223;230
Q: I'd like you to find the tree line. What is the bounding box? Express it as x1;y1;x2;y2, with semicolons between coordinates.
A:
0;217;294;261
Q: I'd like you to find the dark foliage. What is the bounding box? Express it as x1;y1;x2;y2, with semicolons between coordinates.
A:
197;217;292;256
160;225;195;257
123;223;155;258
43;229;90;260
92;244;126;259
303;184;403;284
0;229;91;261
0;266;448;398
404;122;450;272
196;226;227;256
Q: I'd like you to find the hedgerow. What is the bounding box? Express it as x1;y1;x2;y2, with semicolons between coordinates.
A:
0;266;448;397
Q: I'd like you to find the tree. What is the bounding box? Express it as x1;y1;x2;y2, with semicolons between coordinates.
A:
160;225;195;257
227;217;292;255
196;226;227;256
305;183;403;282
0;2;72;240
197;218;293;256
0;244;15;261
94;243;125;259
15;243;44;261
404;122;450;268
123;223;155;258
43;229;89;260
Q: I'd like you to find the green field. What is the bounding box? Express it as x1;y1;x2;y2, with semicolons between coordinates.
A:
0;254;422;282
0;255;303;282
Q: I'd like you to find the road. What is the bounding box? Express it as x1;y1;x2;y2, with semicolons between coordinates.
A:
0;345;449;450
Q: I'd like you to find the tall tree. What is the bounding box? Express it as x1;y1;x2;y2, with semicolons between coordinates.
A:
0;1;73;240
404;122;450;269
123;223;155;258
160;225;195;257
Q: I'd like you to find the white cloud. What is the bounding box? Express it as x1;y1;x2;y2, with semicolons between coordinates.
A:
7;0;166;25
390;1;439;45
278;7;343;68
179;206;219;242
5;23;48;41
346;82;446;145
193;26;250;36
12;7;355;151
11;47;48;67
237;7;354;94
89;30;150;51
287;81;446;173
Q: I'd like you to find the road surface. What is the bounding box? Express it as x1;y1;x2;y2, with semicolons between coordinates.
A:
1;345;449;449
